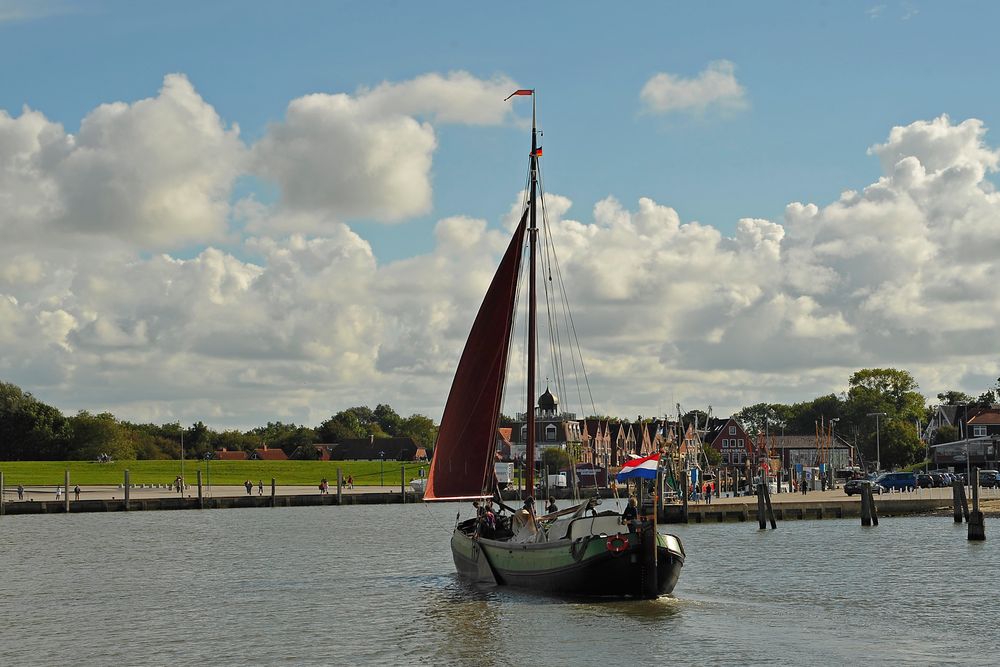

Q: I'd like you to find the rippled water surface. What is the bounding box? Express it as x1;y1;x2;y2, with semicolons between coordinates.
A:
1;502;996;666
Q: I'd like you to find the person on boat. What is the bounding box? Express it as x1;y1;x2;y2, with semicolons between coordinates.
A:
545;497;557;514
622;496;638;527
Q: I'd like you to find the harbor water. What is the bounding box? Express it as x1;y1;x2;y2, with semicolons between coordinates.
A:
1;501;996;666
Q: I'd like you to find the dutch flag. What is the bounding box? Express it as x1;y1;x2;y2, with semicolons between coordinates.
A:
616;453;660;481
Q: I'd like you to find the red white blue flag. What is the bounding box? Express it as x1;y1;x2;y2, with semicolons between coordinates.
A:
616;453;660;481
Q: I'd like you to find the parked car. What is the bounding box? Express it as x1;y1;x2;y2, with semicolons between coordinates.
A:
874;471;916;491
845;479;885;496
928;472;945;487
916;473;933;489
978;470;999;488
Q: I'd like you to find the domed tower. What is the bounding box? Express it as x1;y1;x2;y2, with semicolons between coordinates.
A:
538;386;558;417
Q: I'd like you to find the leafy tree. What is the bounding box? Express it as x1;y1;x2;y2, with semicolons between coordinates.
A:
318;411;364;442
69;411;137;460
879;419;924;469
541;447;572;474
373;403;403;435
183;421;214;458
0;382;72;460
735;403;784;436
701;443;722;466
398;413;438;452
932;424;959;446
937;390;973;405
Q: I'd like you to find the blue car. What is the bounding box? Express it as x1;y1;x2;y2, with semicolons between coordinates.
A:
873;472;916;491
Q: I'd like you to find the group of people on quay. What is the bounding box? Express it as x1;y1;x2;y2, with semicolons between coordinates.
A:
244;479;264;495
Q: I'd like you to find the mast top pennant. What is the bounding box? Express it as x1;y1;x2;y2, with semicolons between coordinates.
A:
504;89;534;101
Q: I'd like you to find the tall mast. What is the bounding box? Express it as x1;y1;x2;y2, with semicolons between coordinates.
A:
526;93;538;499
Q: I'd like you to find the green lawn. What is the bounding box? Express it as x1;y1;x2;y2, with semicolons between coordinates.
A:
0;460;431;486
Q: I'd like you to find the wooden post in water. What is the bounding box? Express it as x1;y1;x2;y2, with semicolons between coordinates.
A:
960;481;970;522
336;468;343;505
680;472;689;523
870;484;879;526
764;483;777;528
756;483;767;529
124;469;130;510
197;470;203;509
400;465;405;503
64;469;70;513
270;478;276;507
953;480;964;523
969;467;985;541
1;470;5;517
861;482;872;526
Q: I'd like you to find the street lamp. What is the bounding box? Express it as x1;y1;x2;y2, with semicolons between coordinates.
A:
867;412;887;473
957;401;970;485
379;450;385;486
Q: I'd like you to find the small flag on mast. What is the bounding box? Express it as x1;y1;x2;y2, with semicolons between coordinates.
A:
532;146;543;157
504;88;534;101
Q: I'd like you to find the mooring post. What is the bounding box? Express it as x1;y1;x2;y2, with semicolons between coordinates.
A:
960;482;970;522
271;477;276;507
336;467;343;505
764;484;777;529
681;473;689;523
124;469;130;510
64;469;70;513
400;465;405;503
756;483;767;529
1;470;5;517
969;467;985;541
197;470;204;509
861;482;872;526
871;485;879;525
952;480;963;523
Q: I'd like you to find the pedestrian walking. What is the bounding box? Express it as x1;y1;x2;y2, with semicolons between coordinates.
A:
74;485;81;500
55;486;62;500
258;479;263;495
17;484;24;500
244;479;253;495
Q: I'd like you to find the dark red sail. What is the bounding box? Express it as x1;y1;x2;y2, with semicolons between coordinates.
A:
424;211;527;500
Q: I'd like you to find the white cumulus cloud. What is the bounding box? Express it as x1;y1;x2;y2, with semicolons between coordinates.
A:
640;60;748;115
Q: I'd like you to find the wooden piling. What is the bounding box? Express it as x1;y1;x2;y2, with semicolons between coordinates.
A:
764;484;777;529
337;468;343;505
64;469;70;513
953;480;964;522
400;465;405;502
756;483;767;529
871;485;879;526
861;482;872;526
680;473;689;523
969;467;985;541
197;470;203;509
1;470;5;517
271;478;276;507
124;470;130;510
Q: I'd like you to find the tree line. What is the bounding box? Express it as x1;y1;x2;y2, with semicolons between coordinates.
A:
733;368;1000;470
3;369;998;466
0;381;438;462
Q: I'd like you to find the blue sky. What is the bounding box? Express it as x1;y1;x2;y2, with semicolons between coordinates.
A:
2;1;1000;428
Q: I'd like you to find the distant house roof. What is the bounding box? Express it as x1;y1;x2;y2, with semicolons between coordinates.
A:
249;445;288;461
328;437;419;461
215;448;248;460
968;409;1000;425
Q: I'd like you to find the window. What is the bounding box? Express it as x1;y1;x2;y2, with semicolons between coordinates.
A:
520;425;527;440
738;439;744;450
545;424;557;441
973;426;987;437
729;426;736;435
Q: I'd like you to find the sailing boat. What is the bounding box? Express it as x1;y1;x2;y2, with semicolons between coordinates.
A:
424;90;684;598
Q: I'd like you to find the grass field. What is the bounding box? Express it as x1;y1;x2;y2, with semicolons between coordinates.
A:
0;459;431;486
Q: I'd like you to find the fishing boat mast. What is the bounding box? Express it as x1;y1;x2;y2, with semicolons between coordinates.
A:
526;92;538;500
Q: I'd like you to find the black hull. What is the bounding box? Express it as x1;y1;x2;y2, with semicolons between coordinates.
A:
451;529;683;599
